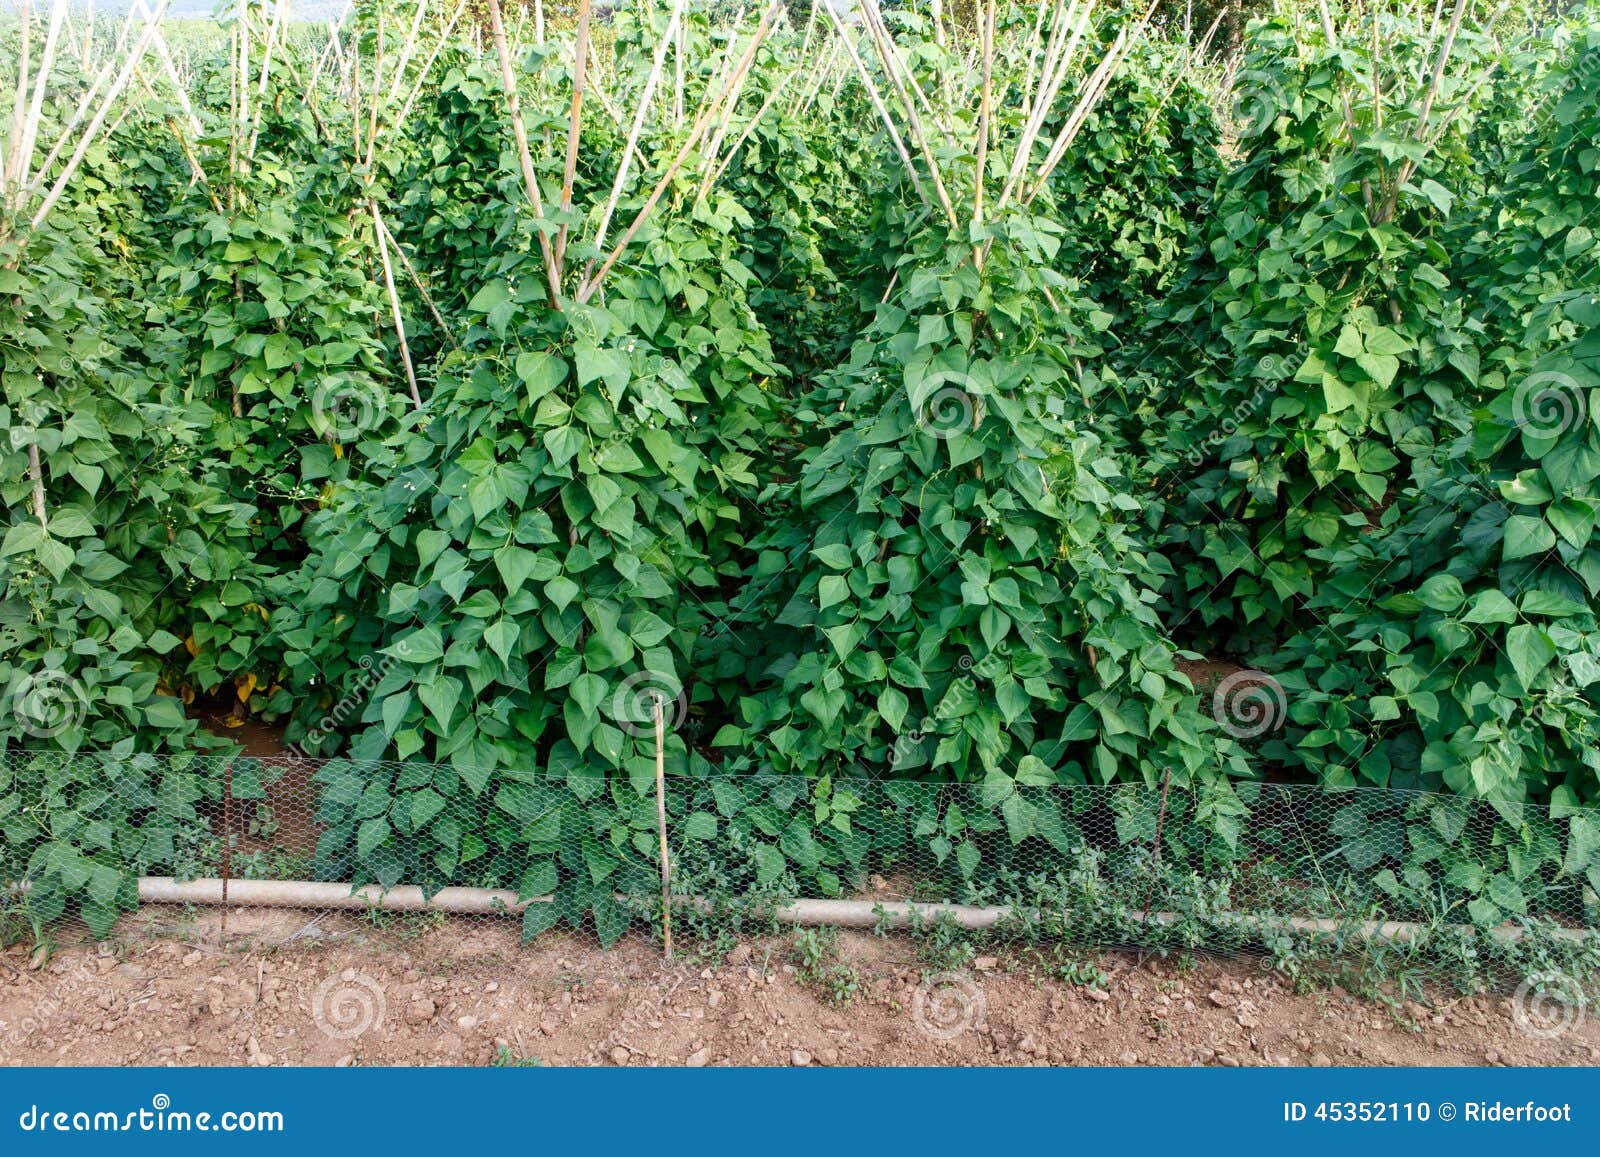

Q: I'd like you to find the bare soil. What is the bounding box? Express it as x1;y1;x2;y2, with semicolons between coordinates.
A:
3;909;1596;1068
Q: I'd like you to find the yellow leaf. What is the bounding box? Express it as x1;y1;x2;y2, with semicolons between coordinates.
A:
237;673;258;703
184;634;199;657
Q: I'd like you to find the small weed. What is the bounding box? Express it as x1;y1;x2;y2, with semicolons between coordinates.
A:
1054;958;1109;989
1017;941;1108;989
358;907;446;940
490;1044;543;1068
908;912;977;972
791;927;859;1006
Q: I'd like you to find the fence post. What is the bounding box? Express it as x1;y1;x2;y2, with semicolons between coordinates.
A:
221;756;232;937
653;692;672;961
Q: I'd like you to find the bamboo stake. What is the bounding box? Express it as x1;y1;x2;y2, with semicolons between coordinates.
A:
673;7;685;126
697;20;768;188
308;0;352;94
795;36;843;117
1316;0;1368;220
14;0;33;162
821;0;922;200
1025;24;1134;202
554;0;593;282
577;0;785;305
1381;0;1471;221
238;0;251;158
30;1;167;231
704;63;797;194
375;209;458;348
972;0;997;266
363;3;385;169
485;0;561;303
695;7;750;184
1020;0;1057;126
395;2;469;130
592;0;685;257
372;202;422;408
246;0;290;158
6;0;33;212
385;0;432;108
17;0;66;208
796;28;838;108
1004;0;1086;197
1140;8;1224;134
132;0;204;139
26;445;47;529
860;0;950;138
586;34;620;126
995;0;1091;215
849;0;960;221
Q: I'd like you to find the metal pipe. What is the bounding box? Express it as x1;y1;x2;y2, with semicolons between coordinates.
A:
132;878;1596;944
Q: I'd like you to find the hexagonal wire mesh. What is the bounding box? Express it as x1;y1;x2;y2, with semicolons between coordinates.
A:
4;751;1598;977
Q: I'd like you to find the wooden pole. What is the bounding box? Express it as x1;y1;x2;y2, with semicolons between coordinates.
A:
577;0;785;304
554;0;593;280
485;0;561;303
26;445;47;529
372;200;423;408
654;692;672;961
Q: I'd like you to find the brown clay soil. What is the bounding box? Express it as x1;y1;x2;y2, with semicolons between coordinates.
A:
3;908;1597;1068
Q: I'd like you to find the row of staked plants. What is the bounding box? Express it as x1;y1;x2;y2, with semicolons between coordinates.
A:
1;0;1598;963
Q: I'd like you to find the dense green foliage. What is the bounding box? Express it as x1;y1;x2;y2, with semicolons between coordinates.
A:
2;0;1598;945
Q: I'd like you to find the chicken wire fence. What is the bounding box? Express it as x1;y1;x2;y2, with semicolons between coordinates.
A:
4;750;1600;985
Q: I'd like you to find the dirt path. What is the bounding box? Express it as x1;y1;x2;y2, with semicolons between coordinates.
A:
2;909;1595;1068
